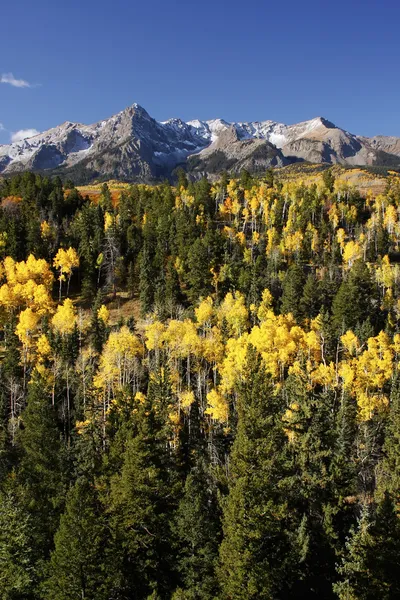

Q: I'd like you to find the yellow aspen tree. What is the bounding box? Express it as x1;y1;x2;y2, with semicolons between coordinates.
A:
336;228;346;252
53;247;80;300
341;330;360;356
205;388;229;422
97;304;110;325
342;240;362;268
16;307;40;389
257;288;274;322
95;326;143;394
194;296;214;329
145;320;166;358
52;298;77;335
217;291;248;337
94;326;143;439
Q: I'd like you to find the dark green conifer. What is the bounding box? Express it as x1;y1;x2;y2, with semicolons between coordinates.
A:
281;263;305;320
17;378;67;562
44;478;116;600
173;457;220;599
109;367;180;598
218;349;294;599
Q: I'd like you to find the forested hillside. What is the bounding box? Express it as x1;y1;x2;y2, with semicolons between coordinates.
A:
1;167;400;599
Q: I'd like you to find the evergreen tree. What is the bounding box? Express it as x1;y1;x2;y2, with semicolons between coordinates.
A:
139;242;154;316
0;484;36;600
283;375;337;598
185;238;213;304
333;504;373;600
330;392;358;545
376;378;400;499
300;272;321;320
109;367;180;598
281;263;305;320
332;260;378;336
17;378;67;565
334;498;400;600
173;457;220;599
43;478;116;600
322;168;335;193
218;349;295;599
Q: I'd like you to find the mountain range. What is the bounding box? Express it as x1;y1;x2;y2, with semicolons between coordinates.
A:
1;103;400;183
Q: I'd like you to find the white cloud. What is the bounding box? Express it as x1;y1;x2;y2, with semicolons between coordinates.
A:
11;129;40;143
0;123;4;131
1;73;32;88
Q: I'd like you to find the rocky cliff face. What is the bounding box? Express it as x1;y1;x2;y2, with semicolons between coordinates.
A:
0;104;399;182
187;126;289;178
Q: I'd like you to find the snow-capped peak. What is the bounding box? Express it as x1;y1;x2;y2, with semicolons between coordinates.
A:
0;102;398;179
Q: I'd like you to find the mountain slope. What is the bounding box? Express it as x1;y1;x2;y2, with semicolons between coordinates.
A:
187;126;289;177
1;104;399;182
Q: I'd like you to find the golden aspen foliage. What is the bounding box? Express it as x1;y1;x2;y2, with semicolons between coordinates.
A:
306;223;319;254
53;247;79;297
0;255;54;315
163;319;201;360
384;204;397;234
217;291;248;337
52;299;77;334
222;226;235;241
257;288;274;322
266;227;279;256
201;326;225;364
104;212;115;231
281;230;303;257
0;283;18;310
210;264;229;294
16;308;40;347
40;220;56;246
336;228;346;250
75;419;91;435
248;313;310;380
309;362;337;388
174;256;184;277
194;296;214;328
40;220;52;239
36;333;52;361
375;255;396;292
179;390;195;410
94;326;143;392
134;391;146;404
7;255;54;287
177;188;195;208
338;361;355;390
393;333;400;354
339;331;393;421
342;240;362;268
97;304;110;325
282;402;300;443
341;330;361;356
205;388;229;422
243;248;252;265
53;247;80;275
219;334;250;394
145;321;166;352
235;231;246;246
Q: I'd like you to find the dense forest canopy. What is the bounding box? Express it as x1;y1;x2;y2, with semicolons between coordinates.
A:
0;167;400;599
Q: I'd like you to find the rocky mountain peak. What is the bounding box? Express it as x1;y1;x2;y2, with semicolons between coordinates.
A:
0;103;399;182
317;117;337;129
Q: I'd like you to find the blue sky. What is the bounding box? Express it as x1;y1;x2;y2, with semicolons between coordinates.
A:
1;0;399;144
